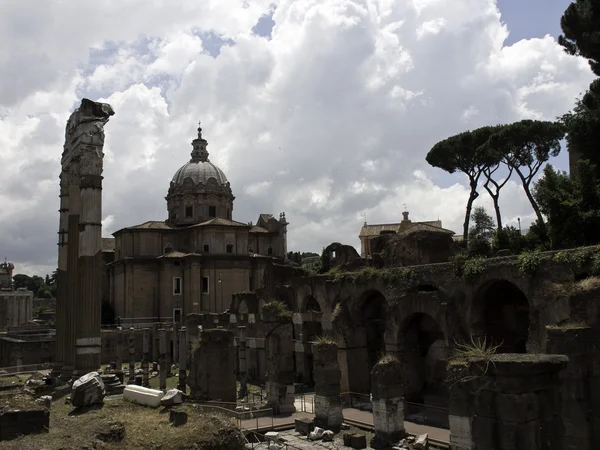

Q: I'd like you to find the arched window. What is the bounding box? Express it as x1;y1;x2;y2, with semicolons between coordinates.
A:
267;246;273;255
226;244;234;254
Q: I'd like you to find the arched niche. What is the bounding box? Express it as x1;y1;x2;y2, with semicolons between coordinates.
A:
479;280;530;353
400;312;449;428
359;290;387;374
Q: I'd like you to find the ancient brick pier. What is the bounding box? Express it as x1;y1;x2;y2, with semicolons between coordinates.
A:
189;328;236;402
313;341;343;432
546;326;600;450
370;355;405;449
56;99;114;377
449;354;568;450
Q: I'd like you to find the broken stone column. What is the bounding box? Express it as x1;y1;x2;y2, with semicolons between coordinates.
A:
370;355;405;449
264;308;296;415
238;326;248;398
189;329;236;402
159;328;167;391
142;328;150;388
172;327;179;368
128;328;135;385
313;341;342;432
177;327;187;393
115;330;123;370
152;322;159;365
449;354;568;450
55;99;114;377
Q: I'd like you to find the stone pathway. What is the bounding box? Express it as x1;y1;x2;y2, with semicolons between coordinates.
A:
240;407;450;444
246;428;370;449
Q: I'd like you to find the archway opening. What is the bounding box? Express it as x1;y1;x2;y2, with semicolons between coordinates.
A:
304;296;321;313
482;280;529;353
402;313;449;428
301;295;323;386
360;290;387;374
238;299;249;314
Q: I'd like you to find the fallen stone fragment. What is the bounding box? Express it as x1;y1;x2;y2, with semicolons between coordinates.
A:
71;372;105;407
414;433;428;449
160;388;185;406
36;395;52;409
322;430;334;441
309;426;324;441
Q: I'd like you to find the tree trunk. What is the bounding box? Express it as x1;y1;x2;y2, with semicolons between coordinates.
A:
515;169;545;228
463;188;479;246
483;184;502;230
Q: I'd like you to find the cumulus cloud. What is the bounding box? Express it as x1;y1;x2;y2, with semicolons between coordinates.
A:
0;0;595;275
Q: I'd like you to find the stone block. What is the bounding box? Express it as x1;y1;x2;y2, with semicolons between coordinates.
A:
343;432;367;449
294;417;314;435
493;392;540;422
169;409;188;426
0;409;50;440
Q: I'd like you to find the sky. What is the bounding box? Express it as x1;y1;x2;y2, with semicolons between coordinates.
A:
0;0;594;277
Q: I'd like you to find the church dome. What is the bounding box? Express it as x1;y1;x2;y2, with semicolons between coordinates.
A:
166;122;235;227
170;123;229;187
171;160;228;186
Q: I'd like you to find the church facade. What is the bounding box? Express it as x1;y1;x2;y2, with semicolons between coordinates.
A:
107;125;288;325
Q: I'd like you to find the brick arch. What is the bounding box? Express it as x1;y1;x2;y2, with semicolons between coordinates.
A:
273;286;295;311
386;291;456;347
300;294;323;313
231;293;260;314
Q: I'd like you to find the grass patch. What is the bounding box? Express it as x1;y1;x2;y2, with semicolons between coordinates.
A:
449;335;501;366
2;397;245;450
312;335;335;346
547;321;589;331
575;276;600;291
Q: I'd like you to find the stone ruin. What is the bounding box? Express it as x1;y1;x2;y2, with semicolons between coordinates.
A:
313;341;342;432
263;302;296;415
188;328;236;402
370;355;405;449
55;98;114;379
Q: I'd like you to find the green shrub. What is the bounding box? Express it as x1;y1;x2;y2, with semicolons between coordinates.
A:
461;258;486;282
553;251;571;264
517;250;542;276
450;253;469;278
572;247;594;267
592;253;600;275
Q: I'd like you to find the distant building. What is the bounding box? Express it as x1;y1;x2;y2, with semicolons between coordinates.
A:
359;210;454;258
107;124;288;326
0;260;33;328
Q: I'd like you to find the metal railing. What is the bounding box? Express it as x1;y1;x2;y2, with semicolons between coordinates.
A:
404;401;449;429
340;391;373;411
294;393;315;413
0;362;52;375
101;317;174;330
193;403;274;431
